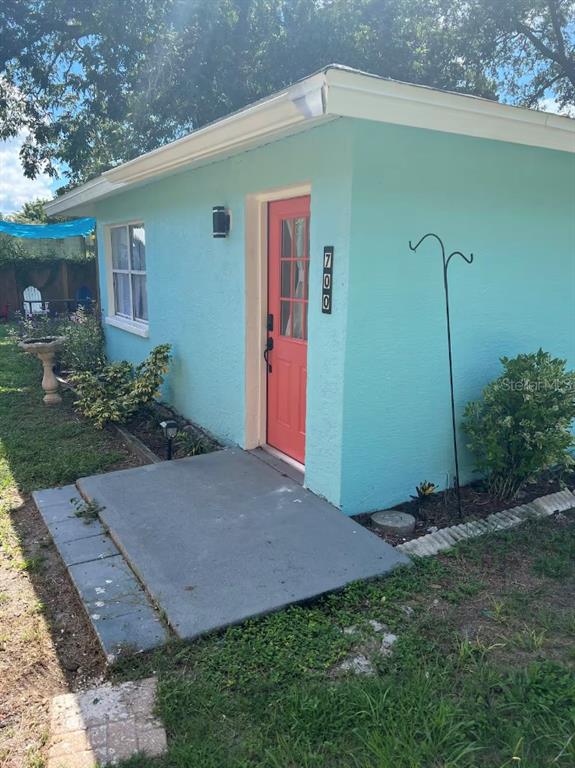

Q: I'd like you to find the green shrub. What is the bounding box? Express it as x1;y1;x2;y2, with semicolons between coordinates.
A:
462;349;575;499
9;312;62;341
58;308;106;372
10;308;105;373
72;344;171;427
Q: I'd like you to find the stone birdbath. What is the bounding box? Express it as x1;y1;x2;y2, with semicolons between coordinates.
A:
19;336;67;405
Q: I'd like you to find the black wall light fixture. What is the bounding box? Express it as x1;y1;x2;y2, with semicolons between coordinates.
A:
408;232;474;519
212;206;230;238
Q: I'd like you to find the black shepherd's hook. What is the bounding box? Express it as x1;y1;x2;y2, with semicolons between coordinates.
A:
409;233;474;519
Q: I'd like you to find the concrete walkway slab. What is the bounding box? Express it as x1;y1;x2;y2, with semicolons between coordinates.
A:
34;490;170;661
58;534;119;567
78;449;409;640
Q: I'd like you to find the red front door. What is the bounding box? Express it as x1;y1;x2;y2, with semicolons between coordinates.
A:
266;196;310;464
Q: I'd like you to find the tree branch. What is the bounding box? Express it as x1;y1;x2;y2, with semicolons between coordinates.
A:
517;18;575;87
548;0;568;62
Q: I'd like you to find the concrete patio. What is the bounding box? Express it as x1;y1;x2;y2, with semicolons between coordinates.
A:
36;449;409;655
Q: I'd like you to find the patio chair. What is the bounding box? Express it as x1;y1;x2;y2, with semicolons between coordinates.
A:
22;285;49;316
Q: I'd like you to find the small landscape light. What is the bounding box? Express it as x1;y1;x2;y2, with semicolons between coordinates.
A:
160;419;179;460
212;206;230;238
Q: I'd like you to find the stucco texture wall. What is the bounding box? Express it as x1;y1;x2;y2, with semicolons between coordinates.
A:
95;119;353;507
341;119;575;514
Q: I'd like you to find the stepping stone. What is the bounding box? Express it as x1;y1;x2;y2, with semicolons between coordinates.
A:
67;556;169;661
32;486;84;526
48;677;167;767
371;510;416;536
42;510;106;545
58;534;119;567
34;488;170;662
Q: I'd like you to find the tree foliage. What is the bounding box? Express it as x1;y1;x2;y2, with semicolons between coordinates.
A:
461;1;575;111
10;198;49;223
1;1;573;184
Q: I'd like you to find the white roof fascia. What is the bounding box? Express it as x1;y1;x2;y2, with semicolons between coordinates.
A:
44;177;124;217
324;67;575;154
104;72;328;185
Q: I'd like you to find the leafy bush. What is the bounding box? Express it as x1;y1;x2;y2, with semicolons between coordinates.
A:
58;308;106;372
9;311;62;341
72;344;171;427
10;308;106;373
463;349;575;499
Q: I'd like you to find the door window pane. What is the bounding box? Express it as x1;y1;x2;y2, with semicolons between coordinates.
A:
130;225;146;270
281;220;293;258
293;259;306;298
111;227;129;269
113;273;131;316
131;274;148;321
281;261;291;298
280;301;292;337
294;218;305;260
292;302;306;340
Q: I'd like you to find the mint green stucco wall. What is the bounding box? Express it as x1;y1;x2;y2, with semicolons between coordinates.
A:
340;120;575;514
94;116;574;515
95;120;353;507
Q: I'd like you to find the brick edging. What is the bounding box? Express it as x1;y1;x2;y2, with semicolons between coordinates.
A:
396;489;575;558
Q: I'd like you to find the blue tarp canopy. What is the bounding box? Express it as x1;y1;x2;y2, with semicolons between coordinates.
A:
0;217;95;239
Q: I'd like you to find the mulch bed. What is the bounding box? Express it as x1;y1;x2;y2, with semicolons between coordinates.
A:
355;469;575;547
123;402;220;461
58;373;220;463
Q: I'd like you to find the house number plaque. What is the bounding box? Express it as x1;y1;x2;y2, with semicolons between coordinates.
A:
321;246;334;314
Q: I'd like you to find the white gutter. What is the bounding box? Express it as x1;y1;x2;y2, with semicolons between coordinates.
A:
104;72;328;185
45;176;124;216
46;64;574;217
325;67;575;154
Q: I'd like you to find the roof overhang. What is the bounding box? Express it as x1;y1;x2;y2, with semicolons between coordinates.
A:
46;65;575;217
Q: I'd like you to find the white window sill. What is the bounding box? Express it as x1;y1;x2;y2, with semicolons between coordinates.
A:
105;315;149;338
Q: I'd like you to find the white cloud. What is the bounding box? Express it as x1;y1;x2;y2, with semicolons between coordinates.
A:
0;132;56;215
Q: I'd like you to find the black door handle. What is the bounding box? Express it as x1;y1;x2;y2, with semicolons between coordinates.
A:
264;337;273;372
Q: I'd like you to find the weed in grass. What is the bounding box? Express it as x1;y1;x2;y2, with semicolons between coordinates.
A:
532;525;575;579
510;628;547;652
532;606;574;634
27;599;46;617
534;552;572;579
457;636;507;665
443;577;485;604
481;598;508;623
19;554;44;573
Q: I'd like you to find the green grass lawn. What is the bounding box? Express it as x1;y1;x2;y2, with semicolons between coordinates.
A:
0;326;126;494
0;324;128;563
1;325;573;767
0;324;136;767
114;515;575;768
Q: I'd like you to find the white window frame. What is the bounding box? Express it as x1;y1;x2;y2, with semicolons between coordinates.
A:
104;220;149;337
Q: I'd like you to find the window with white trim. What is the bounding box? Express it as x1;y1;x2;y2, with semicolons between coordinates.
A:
110;223;148;322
